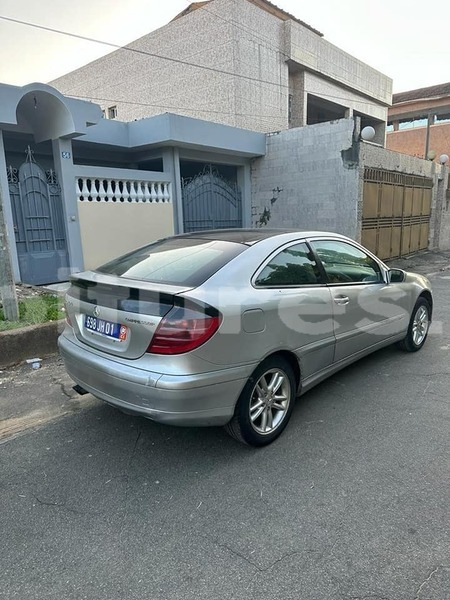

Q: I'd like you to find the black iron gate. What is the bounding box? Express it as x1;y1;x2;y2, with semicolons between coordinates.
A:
182;165;242;232
7;147;69;285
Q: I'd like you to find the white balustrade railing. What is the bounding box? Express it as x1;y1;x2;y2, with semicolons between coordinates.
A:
76;176;171;203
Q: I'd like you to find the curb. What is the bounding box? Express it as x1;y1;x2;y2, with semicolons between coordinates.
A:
0;320;65;369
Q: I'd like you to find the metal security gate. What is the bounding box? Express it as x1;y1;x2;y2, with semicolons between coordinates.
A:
361;168;432;260
7;148;69;285
182;165;242;232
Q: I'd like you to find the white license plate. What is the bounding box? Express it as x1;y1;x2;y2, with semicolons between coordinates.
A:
84;315;128;341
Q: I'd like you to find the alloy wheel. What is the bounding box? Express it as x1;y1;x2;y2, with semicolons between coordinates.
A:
412;305;429;346
249;368;291;435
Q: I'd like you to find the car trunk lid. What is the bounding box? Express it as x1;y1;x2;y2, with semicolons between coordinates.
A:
65;273;192;359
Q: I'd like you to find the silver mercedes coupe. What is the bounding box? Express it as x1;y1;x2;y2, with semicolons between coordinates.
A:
59;229;433;446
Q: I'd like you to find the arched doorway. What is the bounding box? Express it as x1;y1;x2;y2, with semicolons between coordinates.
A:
7;147;69;285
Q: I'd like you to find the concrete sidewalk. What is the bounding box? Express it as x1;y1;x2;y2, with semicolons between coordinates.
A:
386;248;450;275
0;354;98;443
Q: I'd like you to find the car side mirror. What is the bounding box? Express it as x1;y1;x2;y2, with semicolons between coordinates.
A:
388;268;406;283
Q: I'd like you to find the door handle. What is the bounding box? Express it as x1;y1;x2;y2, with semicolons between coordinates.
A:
333;295;349;306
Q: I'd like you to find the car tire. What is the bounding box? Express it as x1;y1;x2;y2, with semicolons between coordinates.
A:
224;356;297;447
396;297;431;352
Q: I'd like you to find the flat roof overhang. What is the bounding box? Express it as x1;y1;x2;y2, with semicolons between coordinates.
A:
78;113;267;158
0;83;266;157
389;100;450;123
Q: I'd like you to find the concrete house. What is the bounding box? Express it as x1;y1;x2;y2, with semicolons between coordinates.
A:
51;0;391;142
0;82;266;285
1;1;449;289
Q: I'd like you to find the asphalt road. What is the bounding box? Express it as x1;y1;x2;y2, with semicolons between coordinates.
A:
1;274;449;600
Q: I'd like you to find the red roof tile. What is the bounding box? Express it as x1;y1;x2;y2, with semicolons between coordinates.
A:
393;83;450;104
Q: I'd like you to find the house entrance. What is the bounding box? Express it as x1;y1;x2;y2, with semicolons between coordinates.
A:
7;147;69;285
361;168;432;259
181;163;242;232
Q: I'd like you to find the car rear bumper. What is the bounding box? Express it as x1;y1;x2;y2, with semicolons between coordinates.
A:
58;332;251;426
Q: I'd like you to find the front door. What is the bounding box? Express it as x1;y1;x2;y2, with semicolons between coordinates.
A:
7;148;69;285
309;239;407;362
253;241;335;380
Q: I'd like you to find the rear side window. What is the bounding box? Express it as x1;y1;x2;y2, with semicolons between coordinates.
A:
255;242;322;286
96;238;246;286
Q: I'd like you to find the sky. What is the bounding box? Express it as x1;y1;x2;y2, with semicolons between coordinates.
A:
0;0;448;94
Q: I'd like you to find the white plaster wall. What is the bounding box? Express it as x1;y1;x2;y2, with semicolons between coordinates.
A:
78;203;174;270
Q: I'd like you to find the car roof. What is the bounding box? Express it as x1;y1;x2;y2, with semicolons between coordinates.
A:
173;229;348;245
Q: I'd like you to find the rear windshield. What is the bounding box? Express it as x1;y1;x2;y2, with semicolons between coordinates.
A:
96;237;247;286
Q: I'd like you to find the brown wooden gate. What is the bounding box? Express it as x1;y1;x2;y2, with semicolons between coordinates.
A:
361;168;432;260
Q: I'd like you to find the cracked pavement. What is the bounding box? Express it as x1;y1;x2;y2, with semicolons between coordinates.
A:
0;356;97;443
0;273;449;600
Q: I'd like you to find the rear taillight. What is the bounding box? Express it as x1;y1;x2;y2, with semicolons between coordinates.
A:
147;304;222;354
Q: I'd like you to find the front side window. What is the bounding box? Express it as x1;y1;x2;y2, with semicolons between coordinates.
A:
255;242;321;287
310;240;382;284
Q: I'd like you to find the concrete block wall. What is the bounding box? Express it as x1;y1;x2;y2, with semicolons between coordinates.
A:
360;143;435;178
432;166;450;251
251;118;360;238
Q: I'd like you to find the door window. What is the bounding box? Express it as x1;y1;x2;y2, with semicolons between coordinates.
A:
255;243;321;287
310;240;382;284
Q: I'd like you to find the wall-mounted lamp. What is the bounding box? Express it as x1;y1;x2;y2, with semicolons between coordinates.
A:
437;153;449;181
360;126;376;141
